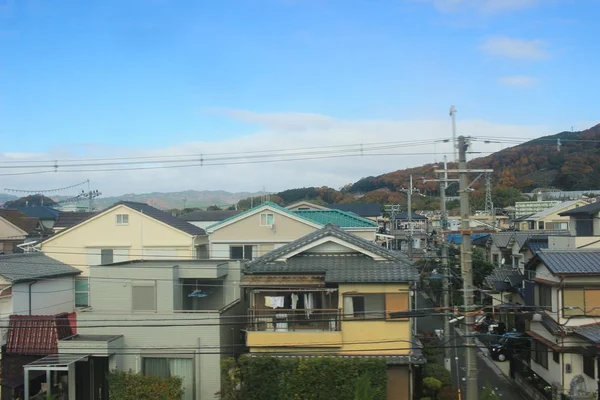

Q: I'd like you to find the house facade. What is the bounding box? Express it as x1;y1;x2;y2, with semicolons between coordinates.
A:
67;258;243;400
520;199;591;231
241;224;423;400
180;210;241;230
40;201;208;308
206;202;378;260
523;250;600;400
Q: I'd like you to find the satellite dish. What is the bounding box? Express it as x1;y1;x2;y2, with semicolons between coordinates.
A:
501;258;505;265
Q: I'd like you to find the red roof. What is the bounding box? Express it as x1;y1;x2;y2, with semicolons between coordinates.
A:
6;313;74;355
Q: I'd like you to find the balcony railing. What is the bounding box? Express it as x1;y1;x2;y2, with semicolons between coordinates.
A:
248;308;341;332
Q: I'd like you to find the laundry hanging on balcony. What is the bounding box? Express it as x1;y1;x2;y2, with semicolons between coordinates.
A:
188;289;208;298
265;296;284;308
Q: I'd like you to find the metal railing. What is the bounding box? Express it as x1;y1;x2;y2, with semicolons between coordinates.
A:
248;308;341;332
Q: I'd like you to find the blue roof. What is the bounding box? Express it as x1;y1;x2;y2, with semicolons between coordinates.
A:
446;233;490;245
14;206;59;220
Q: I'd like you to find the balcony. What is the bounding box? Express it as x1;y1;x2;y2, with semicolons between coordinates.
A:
246;308;343;349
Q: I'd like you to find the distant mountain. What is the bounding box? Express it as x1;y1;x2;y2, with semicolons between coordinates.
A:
0;194;18;205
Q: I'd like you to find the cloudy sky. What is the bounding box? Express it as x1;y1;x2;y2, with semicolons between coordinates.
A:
0;0;598;196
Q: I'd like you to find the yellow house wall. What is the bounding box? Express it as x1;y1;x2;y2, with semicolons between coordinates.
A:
209;210;317;242
41;205;197;275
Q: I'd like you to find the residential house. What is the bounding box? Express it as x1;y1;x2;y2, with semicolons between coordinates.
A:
242;224;424;400
388;212;429;253
515;200;561;218
552;201;600;249
1;313;75;400
327;203;382;222
40;201;208;308
13;206;59;232
0;253;81;345
519;199;592;231
0;210;44;254
522;250;600;400
68;258;244;400
205;201;378;260
53;212;97;233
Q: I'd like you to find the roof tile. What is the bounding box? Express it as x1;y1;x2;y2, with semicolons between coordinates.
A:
6;313;73;355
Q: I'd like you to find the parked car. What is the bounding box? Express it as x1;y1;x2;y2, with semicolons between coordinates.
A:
489;332;530;362
474;315;498;333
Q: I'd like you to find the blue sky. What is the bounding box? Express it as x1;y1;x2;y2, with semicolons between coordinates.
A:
0;0;598;194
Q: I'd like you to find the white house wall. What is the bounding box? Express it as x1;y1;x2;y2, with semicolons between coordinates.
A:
12;277;75;316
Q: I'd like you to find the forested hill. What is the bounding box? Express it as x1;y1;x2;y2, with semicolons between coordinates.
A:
267;123;600;208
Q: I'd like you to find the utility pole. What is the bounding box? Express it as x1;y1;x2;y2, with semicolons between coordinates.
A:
458;136;478;400
424;155;458;373
408;174;413;259
450;106;457;163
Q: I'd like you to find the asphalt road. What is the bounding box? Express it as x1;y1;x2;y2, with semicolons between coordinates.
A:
416;293;527;400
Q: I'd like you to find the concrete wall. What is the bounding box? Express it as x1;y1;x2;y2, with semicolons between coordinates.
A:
42;204;199;276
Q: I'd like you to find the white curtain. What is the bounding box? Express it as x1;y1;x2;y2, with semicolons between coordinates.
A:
144;358;194;400
343;296;354;318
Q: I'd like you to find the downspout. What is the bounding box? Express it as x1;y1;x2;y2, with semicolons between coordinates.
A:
28;281;37;315
559;274;565;392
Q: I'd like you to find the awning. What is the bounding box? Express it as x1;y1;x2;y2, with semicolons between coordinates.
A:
24;354;89;372
241;275;325;287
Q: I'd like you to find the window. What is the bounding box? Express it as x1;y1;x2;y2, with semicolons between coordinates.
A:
260;213;275;226
75;277;90;307
385;293;409;320
144;357;194;400
229;245;255;260
116;213;129;225
132;281;156;312
576;219;593;236
563;288;600;317
583;354;595;379
536;284;552;311
492;254;499;265
343;294;385;319
101;249;113;265
531;340;548;369
553;350;559;364
538;221;544;230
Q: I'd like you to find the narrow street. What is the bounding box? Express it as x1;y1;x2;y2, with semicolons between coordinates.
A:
416;293;528;399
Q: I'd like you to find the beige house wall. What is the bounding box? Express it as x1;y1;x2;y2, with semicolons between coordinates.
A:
41;204;200;276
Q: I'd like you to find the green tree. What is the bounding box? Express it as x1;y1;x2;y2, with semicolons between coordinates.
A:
423;377;442;400
354;375;376;400
472;247;496;288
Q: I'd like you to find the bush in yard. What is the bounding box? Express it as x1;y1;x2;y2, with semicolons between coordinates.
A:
108;370;184;400
221;356;387;400
423;377;442;400
422;363;452;387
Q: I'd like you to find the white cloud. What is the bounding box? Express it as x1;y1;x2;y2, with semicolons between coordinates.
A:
0;111;558;196
419;0;538;14
480;36;549;60
498;75;538;87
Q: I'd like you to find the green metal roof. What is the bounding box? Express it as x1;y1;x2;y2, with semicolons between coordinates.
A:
291;209;377;228
204;201;377;231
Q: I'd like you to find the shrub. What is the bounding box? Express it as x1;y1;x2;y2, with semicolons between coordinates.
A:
422;363;452;387
221;356;387;400
108;370;184;400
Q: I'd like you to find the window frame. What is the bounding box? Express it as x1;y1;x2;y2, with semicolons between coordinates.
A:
131;280;157;312
537;284;552;311
553;350;559;364
75;277;90;308
343;293;387;319
116;213;129;226
532;340;548;369
142;356;195;399
100;248;114;265
229;245;255;260
260;212;275;227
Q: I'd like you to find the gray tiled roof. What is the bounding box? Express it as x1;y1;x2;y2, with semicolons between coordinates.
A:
535;249;600;275
541;313;564;335
491;233;514;248
54;212;97;229
180;210;241;222
483;267;522;290
0;253;80;283
492;230;569;249
574;324;600;344
118;201;205;236
246;224;417;283
560;200;600;216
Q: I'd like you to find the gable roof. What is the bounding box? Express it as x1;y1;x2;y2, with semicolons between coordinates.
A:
6;313;73;355
205;201;377;231
528;249;600;275
118;201;205;235
526;200;589;221
286;201;329;210
522;237;549;255
292;209;377;228
483;267;523;291
245;224;417;283
44;201;205;240
14;206;59;220
53;212;97;230
574;323;600;344
0;253;81;283
0;210;39;234
559;200;600;216
180;210;241;222
327;203;382;218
